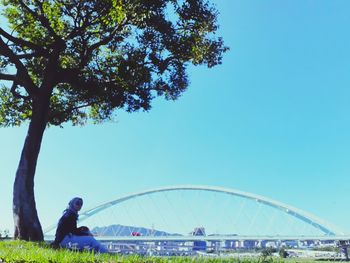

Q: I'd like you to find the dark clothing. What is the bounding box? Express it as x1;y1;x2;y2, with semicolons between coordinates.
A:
52;209;81;247
51;201;107;253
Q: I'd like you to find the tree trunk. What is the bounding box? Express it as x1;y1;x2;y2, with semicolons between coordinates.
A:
13;96;51;241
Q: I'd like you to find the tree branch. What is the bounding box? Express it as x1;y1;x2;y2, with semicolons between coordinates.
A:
0;37;39;97
10;81;30;100
68;101;94;112
16;52;42;59
82;18;127;66
88;24;123;52
0;27;48;55
57;68;81;86
17;0;62;42
65;7;95;40
0;73;31;99
0;73;16;81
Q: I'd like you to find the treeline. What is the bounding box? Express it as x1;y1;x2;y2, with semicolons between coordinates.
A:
0;229;10;239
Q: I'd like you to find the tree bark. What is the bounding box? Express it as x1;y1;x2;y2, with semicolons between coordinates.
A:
13;95;51;241
12;41;62;240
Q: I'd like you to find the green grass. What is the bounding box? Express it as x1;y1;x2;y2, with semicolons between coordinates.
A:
0;240;339;263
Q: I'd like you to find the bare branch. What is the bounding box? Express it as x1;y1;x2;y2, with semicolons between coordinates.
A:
16;52;42;59
68;101;94;112
0;73;16;81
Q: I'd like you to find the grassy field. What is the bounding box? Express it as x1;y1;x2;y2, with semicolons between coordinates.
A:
0;240;341;263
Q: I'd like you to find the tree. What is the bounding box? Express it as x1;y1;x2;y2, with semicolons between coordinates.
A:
0;0;227;241
279;248;289;258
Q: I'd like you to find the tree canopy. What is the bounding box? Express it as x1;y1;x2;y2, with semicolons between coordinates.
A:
0;0;228;127
0;0;227;240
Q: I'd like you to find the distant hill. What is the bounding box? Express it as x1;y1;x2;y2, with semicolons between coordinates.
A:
91;224;182;237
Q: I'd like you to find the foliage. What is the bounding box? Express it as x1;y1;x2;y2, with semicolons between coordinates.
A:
278;248;288;258
0;0;228;127
311;246;338;252
0;229;10;239
260;248;277;263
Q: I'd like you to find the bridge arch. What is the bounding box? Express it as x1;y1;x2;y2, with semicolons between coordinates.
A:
44;185;343;235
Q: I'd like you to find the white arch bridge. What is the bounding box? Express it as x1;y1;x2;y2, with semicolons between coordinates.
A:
45;185;349;244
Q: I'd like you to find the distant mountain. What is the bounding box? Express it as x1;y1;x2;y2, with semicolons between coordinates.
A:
91;224;182;237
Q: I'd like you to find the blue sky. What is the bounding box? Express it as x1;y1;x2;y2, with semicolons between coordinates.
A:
1;0;350;235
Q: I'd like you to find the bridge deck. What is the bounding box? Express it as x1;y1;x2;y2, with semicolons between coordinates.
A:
90;235;350;242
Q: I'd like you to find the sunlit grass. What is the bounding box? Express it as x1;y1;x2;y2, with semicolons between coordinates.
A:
0;240;339;262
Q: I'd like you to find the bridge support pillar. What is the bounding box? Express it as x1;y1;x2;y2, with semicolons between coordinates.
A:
341;247;349;261
337;240;350;261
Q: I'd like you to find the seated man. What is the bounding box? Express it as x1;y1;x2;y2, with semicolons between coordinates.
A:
51;197;107;253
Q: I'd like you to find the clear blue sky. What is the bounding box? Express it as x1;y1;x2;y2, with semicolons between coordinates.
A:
1;0;350;235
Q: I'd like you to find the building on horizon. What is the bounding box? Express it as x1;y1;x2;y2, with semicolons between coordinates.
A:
191;227;206;251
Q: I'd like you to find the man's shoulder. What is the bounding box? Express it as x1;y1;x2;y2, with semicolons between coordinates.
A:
62;210;77;219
